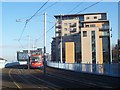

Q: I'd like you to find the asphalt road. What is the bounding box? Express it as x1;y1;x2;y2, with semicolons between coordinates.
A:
2;65;120;90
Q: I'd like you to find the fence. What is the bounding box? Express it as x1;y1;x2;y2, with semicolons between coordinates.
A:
0;61;7;68
47;61;120;77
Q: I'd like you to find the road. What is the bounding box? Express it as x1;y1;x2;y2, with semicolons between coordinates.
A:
2;65;120;89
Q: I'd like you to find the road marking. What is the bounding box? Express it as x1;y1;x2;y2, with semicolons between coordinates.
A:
9;69;21;89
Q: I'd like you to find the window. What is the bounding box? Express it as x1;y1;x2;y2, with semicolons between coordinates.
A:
64;34;67;36
94;16;97;19
69;16;74;20
86;17;89;20
79;16;84;21
58;22;61;24
64;23;67;26
90;24;95;27
79;23;84;27
85;25;89;27
83;31;87;37
70;28;76;32
64;28;67;31
63;16;67;20
91;31;96;63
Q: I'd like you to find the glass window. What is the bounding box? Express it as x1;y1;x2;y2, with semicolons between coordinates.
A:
90;24;96;27
64;28;67;31
83;31;87;37
85;25;89;27
58;22;61;24
79;16;84;21
69;23;71;26
86;17;89;20
69;16;74;20
64;23;67;26
94;16;97;19
64;34;67;36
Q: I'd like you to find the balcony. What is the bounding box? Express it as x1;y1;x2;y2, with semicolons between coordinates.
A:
70;23;76;27
100;31;109;37
56;30;61;33
56;25;62;28
99;26;109;30
70;28;76;33
79;23;84;28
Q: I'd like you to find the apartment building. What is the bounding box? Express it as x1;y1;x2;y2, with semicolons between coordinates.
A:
51;13;111;64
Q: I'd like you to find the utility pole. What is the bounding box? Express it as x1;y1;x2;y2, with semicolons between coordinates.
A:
28;35;30;69
43;12;46;75
60;15;63;63
110;28;112;63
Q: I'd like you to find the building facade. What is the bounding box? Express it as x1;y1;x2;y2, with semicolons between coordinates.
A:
51;13;111;64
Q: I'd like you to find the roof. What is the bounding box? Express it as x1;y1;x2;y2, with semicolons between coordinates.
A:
54;12;107;18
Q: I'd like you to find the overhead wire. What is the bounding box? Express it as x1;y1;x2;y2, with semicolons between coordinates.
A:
27;0;50;22
40;0;103;47
19;0;103;49
34;24;56;46
76;0;103;14
18;0;50;42
67;1;84;14
36;1;59;15
17;0;50;49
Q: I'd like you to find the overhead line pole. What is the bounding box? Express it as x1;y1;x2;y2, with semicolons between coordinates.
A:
60;15;63;63
28;35;30;70
43;12;46;75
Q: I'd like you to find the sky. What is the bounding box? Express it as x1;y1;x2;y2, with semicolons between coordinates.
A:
0;0;119;61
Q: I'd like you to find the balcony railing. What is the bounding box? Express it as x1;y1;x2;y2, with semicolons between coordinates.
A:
70;28;76;33
56;25;62;28
100;31;109;37
56;30;61;33
99;26;109;30
70;23;76;27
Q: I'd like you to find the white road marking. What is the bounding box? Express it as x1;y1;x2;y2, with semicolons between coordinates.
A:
9;69;21;89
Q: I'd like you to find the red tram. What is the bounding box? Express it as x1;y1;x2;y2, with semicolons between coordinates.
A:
30;54;43;68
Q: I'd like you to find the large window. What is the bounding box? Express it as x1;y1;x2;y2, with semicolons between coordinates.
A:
91;31;96;63
79;15;84;21
83;31;87;37
102;37;110;63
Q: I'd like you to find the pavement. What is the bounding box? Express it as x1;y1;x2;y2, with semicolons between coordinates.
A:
1;65;120;90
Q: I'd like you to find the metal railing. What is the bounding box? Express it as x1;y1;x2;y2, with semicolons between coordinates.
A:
47;61;120;77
